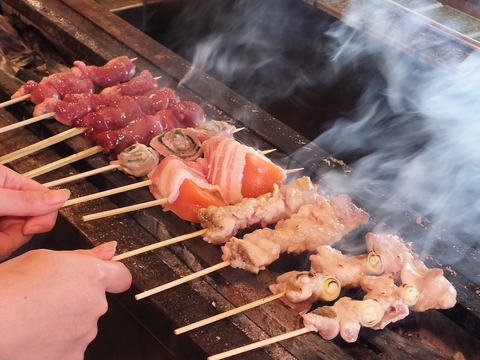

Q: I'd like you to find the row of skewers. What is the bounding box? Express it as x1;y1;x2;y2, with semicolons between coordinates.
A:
0;56;458;359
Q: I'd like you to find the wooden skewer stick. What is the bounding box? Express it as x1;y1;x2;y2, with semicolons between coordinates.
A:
113;229;207;261
23;146;104;179
43;163;120;188
0;127;85;165
261;148;276;155
135;261;231;300
0;111;55;134
286;167;304;174
63;179;151;207
0;94;31;109
174;291;286;335
207;327;312;360
82;198;167;222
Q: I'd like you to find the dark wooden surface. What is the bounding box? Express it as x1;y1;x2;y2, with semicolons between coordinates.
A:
0;0;478;359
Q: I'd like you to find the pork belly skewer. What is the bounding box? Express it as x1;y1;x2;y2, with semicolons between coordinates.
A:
134;193;369;300
83;137;287;222
81;148;287;222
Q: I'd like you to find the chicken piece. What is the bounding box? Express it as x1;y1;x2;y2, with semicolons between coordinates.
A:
302;297;384;343
198;176;321;245
400;260;457;312
360;274;410;329
73;56;136;87
221;195;369;273
310;246;383;288
269;271;341;314
365;233;416;281
111;143;159;177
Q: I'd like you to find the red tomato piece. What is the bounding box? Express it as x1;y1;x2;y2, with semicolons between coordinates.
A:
241;153;285;199
167;178;227;222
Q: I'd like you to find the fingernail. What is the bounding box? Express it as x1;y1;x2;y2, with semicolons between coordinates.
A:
96;241;118;253
44;189;71;205
24;224;45;235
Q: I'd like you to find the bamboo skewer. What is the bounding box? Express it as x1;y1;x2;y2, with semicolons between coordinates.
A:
174;291;286;335
207;327;312;360
63;178;151;207
0;111;55;134
43;163;120;187
0;94;31;109
23;145;104;178
113;229;207;261
82;198;167;221
0;127;85;165
135;261;231;300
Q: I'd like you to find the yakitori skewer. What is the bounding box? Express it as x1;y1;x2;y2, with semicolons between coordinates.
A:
81;166;300;222
0;127;85;165
132;194;369;299
175;267;342;335
107;174;316;262
0;56;137;110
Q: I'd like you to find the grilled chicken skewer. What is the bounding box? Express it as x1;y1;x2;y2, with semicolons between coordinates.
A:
134;193;369;299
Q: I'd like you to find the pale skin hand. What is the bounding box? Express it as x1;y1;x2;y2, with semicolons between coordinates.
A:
0;242;132;360
0;165;71;259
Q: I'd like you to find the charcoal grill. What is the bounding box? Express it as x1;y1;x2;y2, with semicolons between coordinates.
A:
0;0;479;359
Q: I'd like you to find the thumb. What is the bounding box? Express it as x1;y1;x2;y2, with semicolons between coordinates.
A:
87;241;118;261
0;188;71;217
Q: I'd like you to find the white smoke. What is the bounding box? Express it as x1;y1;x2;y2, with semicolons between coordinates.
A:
174;0;479;273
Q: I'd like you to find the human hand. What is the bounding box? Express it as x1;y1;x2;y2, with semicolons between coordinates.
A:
0;165;70;259
0;241;132;360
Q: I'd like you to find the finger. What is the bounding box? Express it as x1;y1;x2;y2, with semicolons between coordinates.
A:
87;241;119;261
102;260;132;293
0;188;70;217
0;217;32;259
23;212;58;235
77;243;132;293
0;165;47;191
